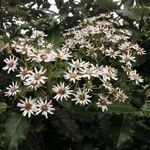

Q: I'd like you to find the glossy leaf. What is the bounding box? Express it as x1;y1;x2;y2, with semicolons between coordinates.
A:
108;102;137;114
116;115;132;149
108;102;150;116
0;102;7;114
47;24;64;49
132;6;150;17
52;108;82;141
3;112;28;150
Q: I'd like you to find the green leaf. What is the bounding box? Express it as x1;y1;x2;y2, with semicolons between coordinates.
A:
0;36;10;43
3;112;28;150
47;24;63;49
116;115;132;149
70;107;94;122
108;102;137;114
0;102;7;114
108;102;150;116
117;9;138;20
142;103;150;117
52;108;82;141
136;0;150;7
51;68;66;78
132;6;150;17
96;0;119;12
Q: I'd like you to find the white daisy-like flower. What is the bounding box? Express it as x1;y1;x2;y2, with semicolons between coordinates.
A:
5;82;20;97
14;44;32;55
69;59;89;70
96;94;112;112
99;44;105;54
101;80;113;92
113;87;128;102
97;65;105;76
45;43;53;49
118;29;132;36
32;51;50;62
129;70;143;85
32;50;57;62
82;25;99;35
16;67;31;80
121;65;132;75
102;66;118;81
26;49;36;61
109;35;121;43
119;52;136;66
17;97;37;118
118;42;131;53
105;47;120;59
132;44;146;55
36;98;55;118
31;30;47;38
80;64;99;80
62;39;75;49
63;68;81;83
24;80;41;90
24;67;48;90
86;47;98;58
52;82;73;101
79;39;91;49
136;48;146;55
57;48;72;60
2;55;18;73
72;88;91;106
83;80;95;92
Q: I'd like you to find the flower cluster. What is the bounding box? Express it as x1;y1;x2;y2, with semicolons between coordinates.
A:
17;97;55;118
2;14;145;117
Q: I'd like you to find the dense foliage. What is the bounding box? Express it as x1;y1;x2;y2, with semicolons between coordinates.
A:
0;0;150;150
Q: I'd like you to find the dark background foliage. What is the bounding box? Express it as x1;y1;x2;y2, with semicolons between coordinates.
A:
0;0;150;149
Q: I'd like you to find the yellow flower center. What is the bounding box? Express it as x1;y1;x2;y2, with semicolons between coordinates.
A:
34;74;41;80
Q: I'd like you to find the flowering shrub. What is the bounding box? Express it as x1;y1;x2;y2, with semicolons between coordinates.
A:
1;14;145;118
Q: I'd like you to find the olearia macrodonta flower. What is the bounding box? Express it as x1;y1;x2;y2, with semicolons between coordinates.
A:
2;55;18;73
63;67;81;83
16;67;32;80
24;66;48;90
17;97;37;118
5;82;20;97
72;88;91;106
36;98;55;118
96;94;112;112
129;70;143;85
52;82;73;101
